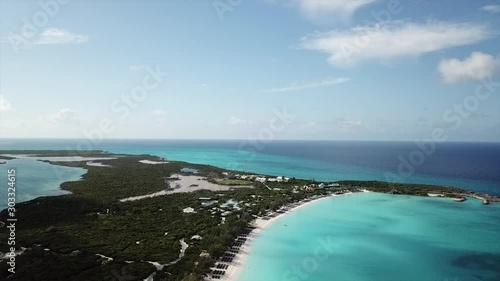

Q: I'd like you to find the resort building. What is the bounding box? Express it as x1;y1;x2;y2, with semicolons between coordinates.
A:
255;177;267;183
183;207;195;213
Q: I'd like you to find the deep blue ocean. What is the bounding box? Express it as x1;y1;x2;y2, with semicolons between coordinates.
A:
1;139;499;195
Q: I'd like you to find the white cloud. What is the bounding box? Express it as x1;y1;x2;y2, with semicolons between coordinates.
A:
300;21;492;67
480;5;500;13
298;0;377;21
42;108;80;126
0;95;13;113
228;116;246;125
264;77;350;92
335;118;362;128
438;52;500;84
34;28;88;45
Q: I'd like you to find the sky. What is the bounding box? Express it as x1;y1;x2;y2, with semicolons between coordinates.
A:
0;0;499;141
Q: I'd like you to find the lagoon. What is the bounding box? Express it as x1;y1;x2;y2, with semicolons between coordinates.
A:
236;192;500;281
0;158;86;211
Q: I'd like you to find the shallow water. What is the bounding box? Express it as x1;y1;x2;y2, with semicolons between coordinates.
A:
0;158;86;211
236;192;500;281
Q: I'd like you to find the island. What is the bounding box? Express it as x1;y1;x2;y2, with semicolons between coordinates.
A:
0;155;14;165
0;150;498;281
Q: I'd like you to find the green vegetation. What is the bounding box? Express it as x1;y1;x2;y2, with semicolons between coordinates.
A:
212;179;253;186
0;152;311;281
337;180;499;201
0;151;497;281
0;155;15;160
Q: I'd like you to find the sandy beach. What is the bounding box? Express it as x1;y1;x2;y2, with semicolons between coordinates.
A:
208;192;358;281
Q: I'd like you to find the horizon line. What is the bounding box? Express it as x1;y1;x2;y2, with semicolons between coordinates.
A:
0;137;499;144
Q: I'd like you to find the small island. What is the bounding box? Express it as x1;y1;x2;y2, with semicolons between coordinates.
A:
0;150;498;281
0;155;15;165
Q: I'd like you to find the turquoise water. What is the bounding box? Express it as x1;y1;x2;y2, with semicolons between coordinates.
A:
237;192;500;281
0;158;87;211
1;139;499;195
110;146;500;195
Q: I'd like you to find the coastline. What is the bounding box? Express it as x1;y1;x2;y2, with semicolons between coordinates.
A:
211;191;359;281
1;148;499;281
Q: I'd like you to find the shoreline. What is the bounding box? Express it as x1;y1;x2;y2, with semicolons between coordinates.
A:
208;191;360;281
209;189;486;281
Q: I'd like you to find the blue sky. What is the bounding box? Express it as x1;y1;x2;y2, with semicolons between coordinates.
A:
0;0;499;141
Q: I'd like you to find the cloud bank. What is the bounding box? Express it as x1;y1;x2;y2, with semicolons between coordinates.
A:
438;52;500;84
301;21;492;66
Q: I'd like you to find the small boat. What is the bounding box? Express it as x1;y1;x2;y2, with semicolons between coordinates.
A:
483;199;490;205
454;197;466;202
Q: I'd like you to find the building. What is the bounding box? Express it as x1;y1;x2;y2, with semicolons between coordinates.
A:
201;200;218;207
318;183;341;189
255;177;267;183
303;185;313;191
199;250;210;258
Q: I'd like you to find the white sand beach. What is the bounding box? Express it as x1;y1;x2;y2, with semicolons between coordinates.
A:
210;192;360;281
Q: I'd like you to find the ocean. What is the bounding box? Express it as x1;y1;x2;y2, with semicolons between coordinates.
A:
236;192;500;281
1;139;500;280
1;139;499;196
